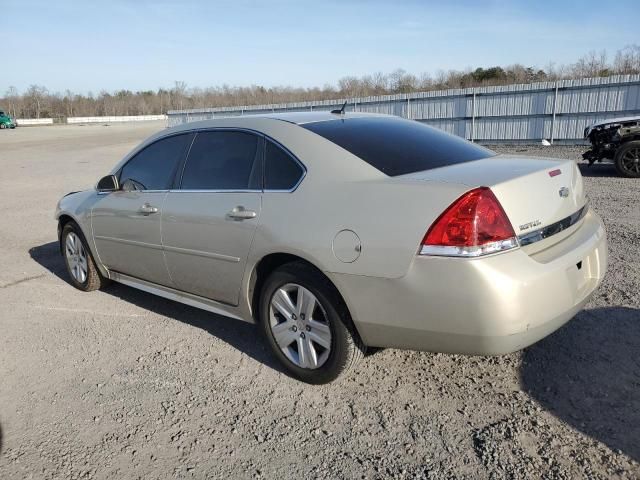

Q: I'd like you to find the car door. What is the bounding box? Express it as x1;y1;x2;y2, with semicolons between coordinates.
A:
91;132;194;286
161;130;263;305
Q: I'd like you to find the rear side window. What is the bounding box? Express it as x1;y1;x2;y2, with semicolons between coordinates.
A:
119;133;192;190
302;117;495;176
181;131;260;190
264;141;304;190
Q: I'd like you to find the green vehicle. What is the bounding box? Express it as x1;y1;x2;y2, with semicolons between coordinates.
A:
0;110;16;129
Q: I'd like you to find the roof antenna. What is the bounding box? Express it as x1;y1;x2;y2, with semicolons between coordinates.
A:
331;101;348;115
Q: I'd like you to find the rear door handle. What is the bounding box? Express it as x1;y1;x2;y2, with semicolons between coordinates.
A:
227;206;257;220
139;203;159;215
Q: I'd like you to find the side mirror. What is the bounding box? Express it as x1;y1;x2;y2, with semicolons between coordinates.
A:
97;174;119;192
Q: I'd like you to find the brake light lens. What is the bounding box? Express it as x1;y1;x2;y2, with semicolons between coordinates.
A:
420;187;518;257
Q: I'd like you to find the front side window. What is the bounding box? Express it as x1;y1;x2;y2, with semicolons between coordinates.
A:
119;134;192;190
181;131;260;190
264;140;304;190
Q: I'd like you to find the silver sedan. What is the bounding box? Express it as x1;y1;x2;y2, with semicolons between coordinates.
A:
56;112;607;383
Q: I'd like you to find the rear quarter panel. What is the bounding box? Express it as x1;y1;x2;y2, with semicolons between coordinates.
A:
245;120;471;279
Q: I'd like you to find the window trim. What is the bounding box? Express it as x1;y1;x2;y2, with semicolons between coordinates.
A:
110;127;307;195
171;127;306;193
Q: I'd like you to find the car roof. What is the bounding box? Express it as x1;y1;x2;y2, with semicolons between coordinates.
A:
166;111;392;133
245;111;390;125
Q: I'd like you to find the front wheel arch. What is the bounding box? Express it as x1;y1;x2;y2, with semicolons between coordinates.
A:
57;214;76;254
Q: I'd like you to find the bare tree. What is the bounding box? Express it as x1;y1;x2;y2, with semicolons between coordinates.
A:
614;45;640;74
4;86;19;118
1;46;639;119
172;81;188;110
24;85;49;118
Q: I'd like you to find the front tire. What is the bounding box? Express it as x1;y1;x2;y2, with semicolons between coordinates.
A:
614;141;640;178
258;262;365;384
61;222;109;291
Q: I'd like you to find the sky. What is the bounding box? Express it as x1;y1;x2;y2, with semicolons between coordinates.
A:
2;0;638;94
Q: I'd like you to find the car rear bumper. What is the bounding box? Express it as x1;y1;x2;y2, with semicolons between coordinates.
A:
328;209;607;355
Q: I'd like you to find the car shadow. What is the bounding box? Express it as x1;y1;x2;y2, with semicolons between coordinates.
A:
577;162;620;178
28;242;286;376
520;306;640;461
29;243;640;457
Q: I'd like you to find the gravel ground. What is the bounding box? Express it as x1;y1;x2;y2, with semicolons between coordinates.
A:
0;125;638;479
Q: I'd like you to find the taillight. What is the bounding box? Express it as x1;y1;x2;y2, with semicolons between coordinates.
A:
420;187;518;257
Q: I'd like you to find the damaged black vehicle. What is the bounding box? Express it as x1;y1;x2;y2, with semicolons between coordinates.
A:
583;116;640;177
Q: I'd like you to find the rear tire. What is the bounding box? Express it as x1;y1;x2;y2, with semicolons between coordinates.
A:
614;141;640;178
61;222;109;291
258;262;365;384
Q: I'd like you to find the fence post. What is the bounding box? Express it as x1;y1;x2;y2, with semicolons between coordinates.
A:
471;91;476;142
550;82;559;144
407;97;411;119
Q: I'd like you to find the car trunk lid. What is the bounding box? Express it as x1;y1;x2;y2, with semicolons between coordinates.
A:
400;155;587;251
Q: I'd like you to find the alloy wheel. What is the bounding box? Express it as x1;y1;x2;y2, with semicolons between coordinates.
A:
269;283;332;369
621;147;640;175
65;232;88;284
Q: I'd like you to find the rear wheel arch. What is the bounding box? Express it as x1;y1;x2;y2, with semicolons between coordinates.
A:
248;252;365;346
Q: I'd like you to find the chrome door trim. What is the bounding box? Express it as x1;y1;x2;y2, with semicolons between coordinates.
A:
96;189;170;195
162;244;241;263
168;189;263;194
110;271;247;321
94;235;163;250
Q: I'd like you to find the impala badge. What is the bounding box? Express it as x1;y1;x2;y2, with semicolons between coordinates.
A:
559;187;570;198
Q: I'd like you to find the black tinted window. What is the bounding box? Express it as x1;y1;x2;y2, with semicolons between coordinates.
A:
302;117;494;176
120;134;191;190
265;141;304;190
181;131;260;190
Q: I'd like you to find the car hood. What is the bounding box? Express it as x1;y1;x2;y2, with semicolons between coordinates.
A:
585;116;640;136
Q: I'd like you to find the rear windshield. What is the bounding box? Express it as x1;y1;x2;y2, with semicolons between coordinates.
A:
302;116;494;176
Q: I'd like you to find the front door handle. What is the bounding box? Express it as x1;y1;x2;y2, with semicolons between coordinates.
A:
227;206;257;220
139;203;159;215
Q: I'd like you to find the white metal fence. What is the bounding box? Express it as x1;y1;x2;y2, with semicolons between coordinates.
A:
12;115;167;126
66;114;167;124
16;118;54;126
167;74;640;143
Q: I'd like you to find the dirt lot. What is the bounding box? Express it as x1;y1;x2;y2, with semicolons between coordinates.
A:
0;123;638;479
